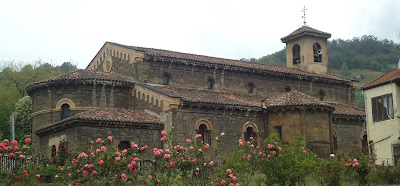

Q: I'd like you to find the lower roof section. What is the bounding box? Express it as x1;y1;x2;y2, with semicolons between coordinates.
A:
36;108;164;136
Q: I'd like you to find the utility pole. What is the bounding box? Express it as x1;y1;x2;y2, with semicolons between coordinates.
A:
10;115;14;141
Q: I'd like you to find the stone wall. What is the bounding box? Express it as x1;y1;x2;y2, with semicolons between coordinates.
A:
97;56;354;104
267;108;333;158
170;106;265;155
30;83;132;152
38;124;163;159
333;116;366;154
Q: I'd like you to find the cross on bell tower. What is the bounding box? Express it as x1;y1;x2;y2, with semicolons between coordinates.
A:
302;6;307;26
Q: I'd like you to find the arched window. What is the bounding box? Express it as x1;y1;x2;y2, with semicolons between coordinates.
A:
207;77;215;90
284;86;291;92
247;82;255;94
243;122;259;146
195;120;212;145
292;44;301;65
61;104;70;120
162;72;171;85
313;43;322;62
318;90;325;101
332;129;338;154
245;127;257;146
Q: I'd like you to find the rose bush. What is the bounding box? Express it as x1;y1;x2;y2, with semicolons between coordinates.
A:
0;131;399;185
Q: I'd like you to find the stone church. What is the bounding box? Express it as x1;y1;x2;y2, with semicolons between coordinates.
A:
27;26;366;158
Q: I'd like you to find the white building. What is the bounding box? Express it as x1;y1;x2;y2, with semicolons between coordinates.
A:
362;68;400;166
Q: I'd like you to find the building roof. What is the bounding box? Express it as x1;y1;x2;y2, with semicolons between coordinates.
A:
362;68;400;90
328;102;365;117
156;86;266;108
27;70;131;92
281;26;331;43
68;108;163;123
36;108;163;136
263;90;333;108
108;42;351;85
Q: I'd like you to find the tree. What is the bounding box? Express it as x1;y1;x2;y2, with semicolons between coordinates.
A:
12;96;32;140
340;63;350;77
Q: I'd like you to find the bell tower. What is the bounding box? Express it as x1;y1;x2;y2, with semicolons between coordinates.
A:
281;26;331;74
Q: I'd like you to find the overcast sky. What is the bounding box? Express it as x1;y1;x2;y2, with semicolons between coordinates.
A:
1;0;399;69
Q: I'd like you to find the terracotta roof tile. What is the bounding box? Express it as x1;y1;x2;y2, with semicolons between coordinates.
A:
27;70;131;92
328;102;365;117
264;90;333;108
362;68;400;90
281;26;331;43
156;86;266;108
70;108;162;123
37;108;162;131
109;42;351;84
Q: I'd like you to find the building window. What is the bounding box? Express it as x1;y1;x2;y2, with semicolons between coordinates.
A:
292;44;301;65
274;126;282;140
244;127;257;146
313;43;322;62
61;104;70;120
332;129;338;154
118;141;130;150
196;120;212;145
51;145;57;160
284;86;291;92
371;94;394;122
318;90;325;101
207;77;215;90
162;72;171;85
247;82;255;94
361;133;368;154
197;124;211;145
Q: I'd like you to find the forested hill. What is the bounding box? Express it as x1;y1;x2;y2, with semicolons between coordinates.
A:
254;35;400;74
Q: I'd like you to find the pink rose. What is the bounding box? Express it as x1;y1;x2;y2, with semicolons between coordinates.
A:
96;138;102;143
161;136;167;142
98;160;104;165
249;137;254;141
101;146;106;151
226;169;232;174
273;151;277;155
12;140;17;146
122;149;128;154
107;136;112;141
221;132;225;136
92;171;97;175
82;170;88;176
221;180;226;185
36;174;40;179
353;158;358;162
170;161;175;167
8;152;14;158
3;139;9;144
116;151;121;157
19;155;24;159
96;149;100;153
164;154;170;158
303;150;307;154
121;173;126;179
209;161;214;166
148;175;152;179
161;130;166;136
186;139;191;143
196;134;202;138
24;138;31;144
